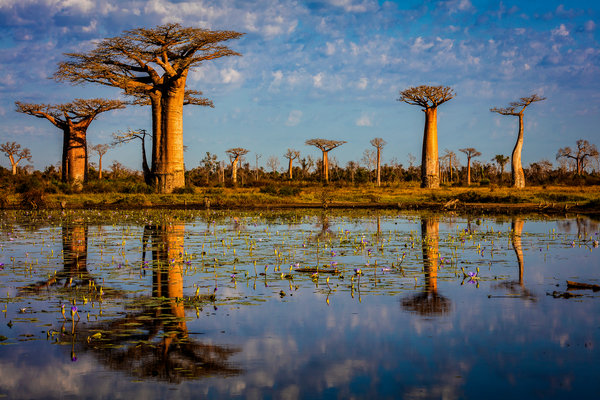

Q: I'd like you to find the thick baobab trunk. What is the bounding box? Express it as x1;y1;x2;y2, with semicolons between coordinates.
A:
322;151;329;183
511;114;525;188
231;157;239;184
154;78;186;194
376;147;381;186
288;158;293;179
66;126;87;187
98;154;103;179
421;108;439;188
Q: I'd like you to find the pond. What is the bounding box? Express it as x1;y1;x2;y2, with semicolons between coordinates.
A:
0;209;599;399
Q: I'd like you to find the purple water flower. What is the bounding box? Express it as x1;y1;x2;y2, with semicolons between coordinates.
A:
354;268;362;275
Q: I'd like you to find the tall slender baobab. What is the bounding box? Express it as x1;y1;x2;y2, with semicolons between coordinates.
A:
15;99;126;186
91;144;110;179
490;94;545;188
398;85;455;188
459;148;481;186
556;139;599;176
0;142;32;175
226;148;249;185
54;23;244;193
283;149;300;180
370;138;386;186
305;139;346;183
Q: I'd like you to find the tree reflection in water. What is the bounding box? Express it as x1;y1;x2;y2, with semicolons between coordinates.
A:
18;221;98;295
402;217;451;316
492;217;536;301
77;223;241;383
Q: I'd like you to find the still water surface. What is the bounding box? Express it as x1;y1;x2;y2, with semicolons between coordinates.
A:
0;209;599;399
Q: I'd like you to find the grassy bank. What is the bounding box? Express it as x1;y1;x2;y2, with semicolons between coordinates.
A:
3;184;600;215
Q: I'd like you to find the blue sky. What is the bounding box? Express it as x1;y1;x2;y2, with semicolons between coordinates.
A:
1;0;599;172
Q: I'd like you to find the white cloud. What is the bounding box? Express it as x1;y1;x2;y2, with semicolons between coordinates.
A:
313;72;324;88
59;0;95;13
440;0;474;15
411;37;434;53
81;19;97;33
551;24;569;37
356;114;372;126
327;0;371;13
272;70;283;84
325;42;336;56
357;77;368;90
221;68;242;84
585;20;596;32
286;110;303;126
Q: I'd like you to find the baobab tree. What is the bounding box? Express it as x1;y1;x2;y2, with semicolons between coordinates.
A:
283;149;300;179
90;144;110;179
459;148;481;186
305;139;346;183
54;23;244;193
112;129;152;185
0;142;32;175
556;139;599;176
490;94;545;188
370;138;386;186
15;99;126;186
493;154;510;183
398;85;455;188
226;148;248;185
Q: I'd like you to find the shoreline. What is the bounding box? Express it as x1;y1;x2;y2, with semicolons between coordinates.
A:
3;185;599;216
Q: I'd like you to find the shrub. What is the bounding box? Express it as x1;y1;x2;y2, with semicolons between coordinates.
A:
20;189;45;209
278;186;301;196
259;184;278;195
173;185;196;194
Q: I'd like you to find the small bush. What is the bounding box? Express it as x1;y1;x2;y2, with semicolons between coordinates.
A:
173;185;196;194
278;186;301;196
259;184;279;195
83;181;115;194
121;182;153;194
479;178;490;186
20;189;46;209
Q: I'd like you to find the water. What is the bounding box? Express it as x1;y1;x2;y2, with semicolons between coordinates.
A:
0;209;599;399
